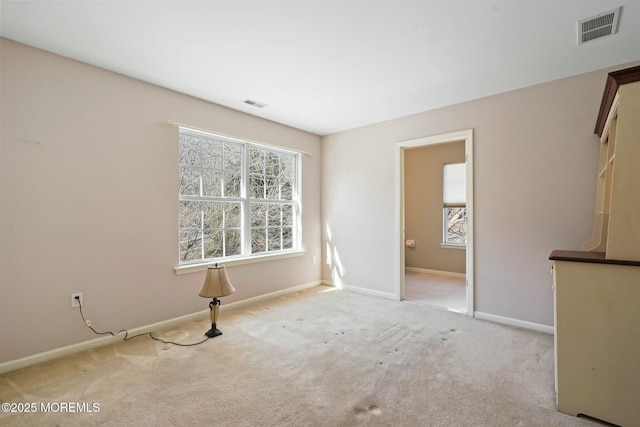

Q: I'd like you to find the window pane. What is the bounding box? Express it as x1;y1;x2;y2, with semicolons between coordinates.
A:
265;176;279;200
225;203;241;227
225;229;241;256
280;178;292;200
250;148;263;173
251;203;266;227
179;201;201;228
224;170;241;197
282;204;293;226
179;134;201;167
266;152;279;175
282;227;293;249
445;207;467;244
224;143;242;170
201;168;222;197
268;204;281;226
179;230;202;262
179;166;200;196
203;230;223;258
268;227;282;251
203;203;223;229
250;175;264;199
251;228;266;253
202;139;222;169
281;154;295;179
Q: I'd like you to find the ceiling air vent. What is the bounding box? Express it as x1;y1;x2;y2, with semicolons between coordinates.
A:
578;7;621;44
243;99;268;108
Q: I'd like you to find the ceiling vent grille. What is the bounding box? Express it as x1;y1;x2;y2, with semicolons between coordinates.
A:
578;7;621;44
243;99;268;108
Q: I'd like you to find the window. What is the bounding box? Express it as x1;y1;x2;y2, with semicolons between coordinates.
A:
178;127;300;265
443;162;467;245
444;207;467;244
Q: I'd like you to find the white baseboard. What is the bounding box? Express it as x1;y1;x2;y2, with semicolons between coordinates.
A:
474;311;554;335
405;267;466;279
344;284;397;300
321;279;397;300
0;280;324;375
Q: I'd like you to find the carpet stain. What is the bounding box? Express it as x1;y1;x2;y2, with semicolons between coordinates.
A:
351;401;383;423
368;405;381;415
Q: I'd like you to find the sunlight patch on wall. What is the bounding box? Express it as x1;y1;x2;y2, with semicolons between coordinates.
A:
325;223;345;289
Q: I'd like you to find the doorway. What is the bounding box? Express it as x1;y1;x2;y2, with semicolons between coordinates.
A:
395;129;474;316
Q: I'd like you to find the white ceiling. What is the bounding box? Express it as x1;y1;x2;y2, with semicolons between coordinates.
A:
2;1;639;135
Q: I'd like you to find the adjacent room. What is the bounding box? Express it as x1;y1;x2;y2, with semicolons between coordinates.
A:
1;1;639;425
403;139;468;312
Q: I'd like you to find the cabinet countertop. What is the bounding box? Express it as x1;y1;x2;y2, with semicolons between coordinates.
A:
549;249;640;267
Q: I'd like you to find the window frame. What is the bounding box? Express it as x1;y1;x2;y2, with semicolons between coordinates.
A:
177;127;302;269
442;162;467;248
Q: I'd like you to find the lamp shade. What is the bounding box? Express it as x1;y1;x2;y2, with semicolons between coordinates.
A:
199;264;236;298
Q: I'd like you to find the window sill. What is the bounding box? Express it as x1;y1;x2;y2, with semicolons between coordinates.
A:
439;243;466;250
174;250;306;275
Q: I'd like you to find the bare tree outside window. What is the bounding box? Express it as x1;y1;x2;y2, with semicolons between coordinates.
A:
445;207;467;244
249;147;296;254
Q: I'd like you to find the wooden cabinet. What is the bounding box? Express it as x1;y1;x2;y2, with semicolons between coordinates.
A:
550;251;640;427
550;66;640;427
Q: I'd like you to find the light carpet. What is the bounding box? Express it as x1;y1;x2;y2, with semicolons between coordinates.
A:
0;286;598;426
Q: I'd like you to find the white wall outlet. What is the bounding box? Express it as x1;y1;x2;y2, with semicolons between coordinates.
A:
71;292;83;308
312;255;317;264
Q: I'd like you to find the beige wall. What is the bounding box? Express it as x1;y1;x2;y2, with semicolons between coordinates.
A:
2;35;639;364
322;59;640;325
0;39;322;364
405;141;465;274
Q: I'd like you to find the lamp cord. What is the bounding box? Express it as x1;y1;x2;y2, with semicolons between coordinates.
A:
77;300;210;347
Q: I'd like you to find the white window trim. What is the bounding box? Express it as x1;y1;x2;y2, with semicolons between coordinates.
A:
439;242;466;250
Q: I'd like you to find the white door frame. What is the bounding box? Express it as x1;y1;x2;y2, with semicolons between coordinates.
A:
395;129;474;316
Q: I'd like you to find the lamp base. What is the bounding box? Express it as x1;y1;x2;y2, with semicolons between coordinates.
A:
205;323;222;338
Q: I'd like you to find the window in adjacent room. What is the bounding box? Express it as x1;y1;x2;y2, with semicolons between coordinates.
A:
443;162;467;246
178;127;300;265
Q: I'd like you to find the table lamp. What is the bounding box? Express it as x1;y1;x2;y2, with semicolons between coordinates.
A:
199;263;236;338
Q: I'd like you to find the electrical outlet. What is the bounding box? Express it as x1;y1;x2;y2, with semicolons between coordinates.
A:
71;292;83;308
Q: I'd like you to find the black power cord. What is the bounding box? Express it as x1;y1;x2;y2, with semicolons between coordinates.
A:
76;297;210;347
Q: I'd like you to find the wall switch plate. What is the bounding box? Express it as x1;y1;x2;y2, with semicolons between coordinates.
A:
71;292;83;308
